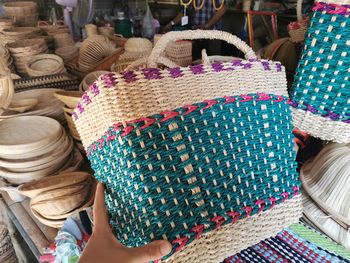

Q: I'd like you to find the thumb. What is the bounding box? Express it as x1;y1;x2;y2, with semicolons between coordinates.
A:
92;183;111;233
128;240;172;262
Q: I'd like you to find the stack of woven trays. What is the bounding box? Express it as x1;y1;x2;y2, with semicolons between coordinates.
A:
301;143;350;249
0;116;83;185
25;54;66;77
0;226;18;263
6;38;48;76
165;40;192;67
0;27;42;45
18;172;96;228
0;45;15;72
3;1;38;27
1;88;66;125
54;91;84;151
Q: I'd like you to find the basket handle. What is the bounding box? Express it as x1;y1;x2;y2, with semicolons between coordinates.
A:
125;56;179;71
147;30;257;67
296;0;303;22
201;49;211;66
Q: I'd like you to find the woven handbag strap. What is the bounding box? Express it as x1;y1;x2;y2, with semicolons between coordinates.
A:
147;30;257;67
297;0;303;22
125;56;178;71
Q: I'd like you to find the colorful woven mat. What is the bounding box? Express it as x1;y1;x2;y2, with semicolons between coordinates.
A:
223;222;350;263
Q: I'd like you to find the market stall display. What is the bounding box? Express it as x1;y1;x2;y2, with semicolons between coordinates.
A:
74;30;301;262
7;38;48;76
0;27;42;45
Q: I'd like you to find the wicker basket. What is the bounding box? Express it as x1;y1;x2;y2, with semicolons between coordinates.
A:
0;18;13;31
0;27;42;44
73;30;302;262
85;24;98;37
289;1;350;143
54;33;75;49
25;54;65;77
38;20;69;35
3;1;37;16
287;0;309;43
80;70;109;91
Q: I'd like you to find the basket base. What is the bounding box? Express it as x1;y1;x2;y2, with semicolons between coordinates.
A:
291;108;350;143
165;195;302;263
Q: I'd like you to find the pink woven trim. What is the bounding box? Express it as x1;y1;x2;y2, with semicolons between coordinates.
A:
170;188;300;252
313;2;350;15
73;60;283;120
86;93;287;156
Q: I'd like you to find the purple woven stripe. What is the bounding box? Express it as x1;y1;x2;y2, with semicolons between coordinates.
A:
143;68;163;79
74;60;281;119
313;2;350;15
289;99;350;123
190;64;205;74
168;67;184;78
122;71;137;83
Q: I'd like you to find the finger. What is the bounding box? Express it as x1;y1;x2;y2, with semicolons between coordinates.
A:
92;182;111;233
128;240;172;262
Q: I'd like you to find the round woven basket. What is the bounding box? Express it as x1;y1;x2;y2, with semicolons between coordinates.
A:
3;1;37;16
38;20;69;35
7;38;46;55
0;27;42;44
80;70;109;91
25;54;65;77
13;13;38;27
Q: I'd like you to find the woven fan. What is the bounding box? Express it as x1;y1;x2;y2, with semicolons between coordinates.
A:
78;35;116;72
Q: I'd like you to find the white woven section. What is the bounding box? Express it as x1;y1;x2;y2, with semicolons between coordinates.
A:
291;108;350;143
166;195;302;263
75;61;287;147
318;0;350;4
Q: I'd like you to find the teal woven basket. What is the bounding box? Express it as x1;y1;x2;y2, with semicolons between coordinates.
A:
289;1;350;143
74;30;302;262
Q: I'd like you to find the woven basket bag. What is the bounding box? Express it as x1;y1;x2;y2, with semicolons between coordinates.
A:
73;30;302;262
289;1;350;143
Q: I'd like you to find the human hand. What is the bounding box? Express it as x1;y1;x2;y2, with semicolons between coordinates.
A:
79;183;172;263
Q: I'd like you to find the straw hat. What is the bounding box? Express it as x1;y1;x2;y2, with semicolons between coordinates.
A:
118;37;152;62
301;142;350;249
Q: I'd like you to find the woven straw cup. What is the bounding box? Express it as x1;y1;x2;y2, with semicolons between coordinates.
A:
73;30;301;263
25;54;65;77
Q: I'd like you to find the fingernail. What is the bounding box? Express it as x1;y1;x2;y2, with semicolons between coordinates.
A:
160;242;172;255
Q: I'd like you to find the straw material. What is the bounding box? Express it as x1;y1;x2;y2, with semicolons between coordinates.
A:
167;197;301;263
18;171;90;198
37;21;69;35
287;0;309;43
0;18;13;31
78;35;116;72
54;91;83;109
0;74;14;110
0;27;42;45
3;1;37;16
289;2;350;143
0;226;18;263
85;24;98;37
300;143;350;249
55;46;78;62
25;54;65;77
73;30;301;260
54;33;75;49
80;70;109;91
